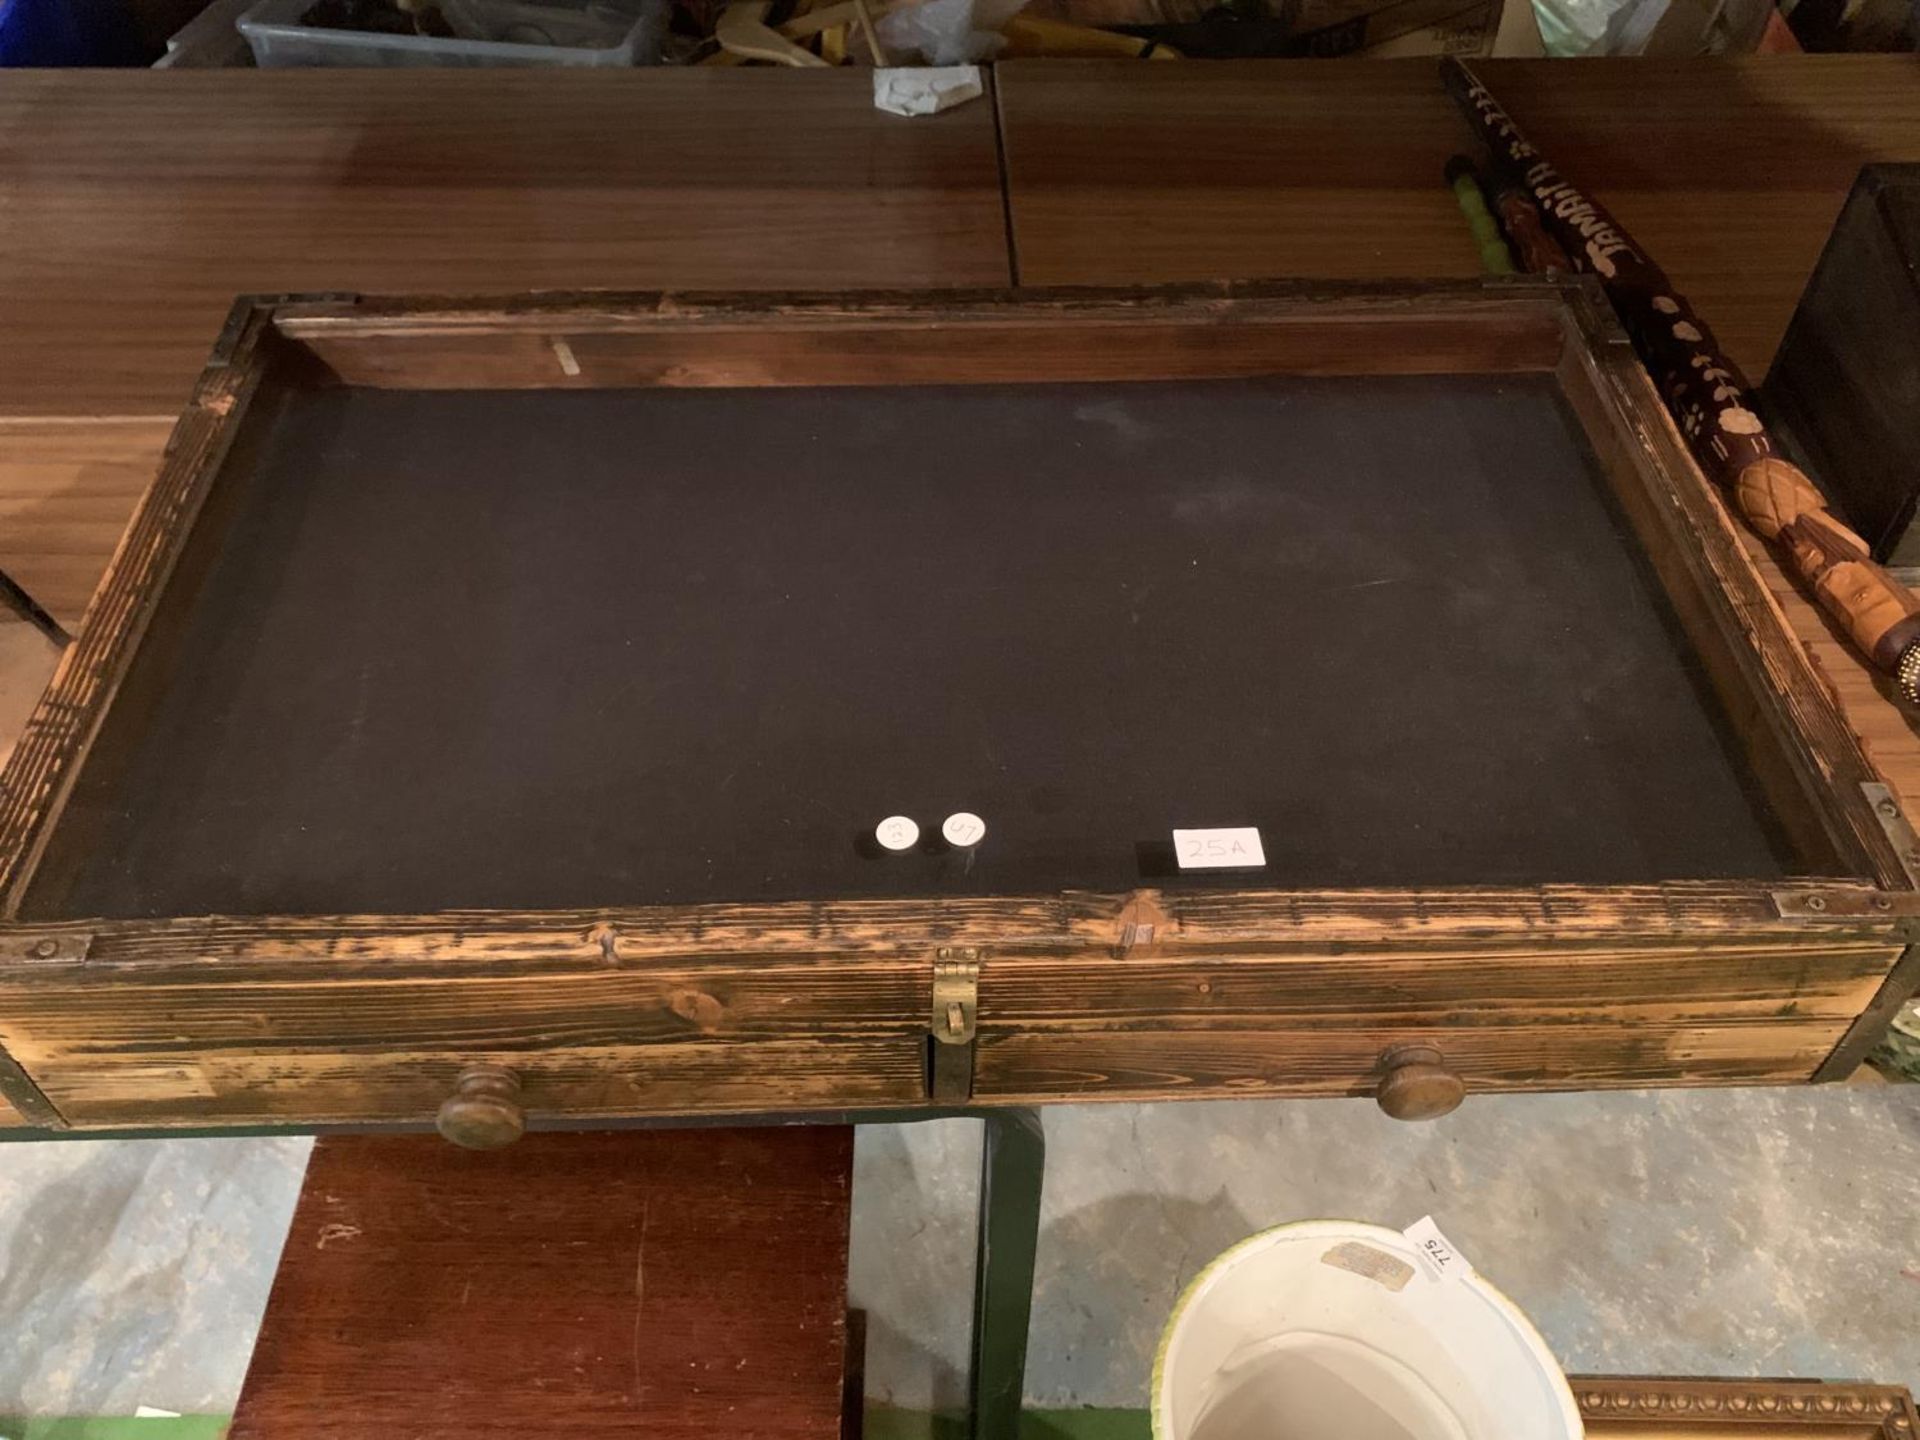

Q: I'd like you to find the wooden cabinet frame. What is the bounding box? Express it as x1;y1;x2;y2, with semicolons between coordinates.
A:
1;280;1916;1133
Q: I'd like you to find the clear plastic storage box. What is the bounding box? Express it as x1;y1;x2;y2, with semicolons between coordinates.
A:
237;0;665;66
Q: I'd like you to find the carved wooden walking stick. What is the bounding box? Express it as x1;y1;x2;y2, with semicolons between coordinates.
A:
1487;170;1571;276
1443;57;1920;707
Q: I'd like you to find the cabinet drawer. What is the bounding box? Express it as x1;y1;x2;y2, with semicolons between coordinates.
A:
28;1038;927;1129
971;937;1902;1102
0;948;930;1128
974;1019;1857;1102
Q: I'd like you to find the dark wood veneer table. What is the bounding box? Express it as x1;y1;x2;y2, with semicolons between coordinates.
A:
996;56;1920;379
0;68;1010;419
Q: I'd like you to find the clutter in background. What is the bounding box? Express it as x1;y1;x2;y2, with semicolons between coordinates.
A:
873;61;983;111
693;0;1550;62
1016;0;1544;56
135;0;1920;73
697;0;1198;60
0;0;154;63
1874;996;1920;1081
0;0;1904;69
1777;0;1919;49
205;0;1555;65
1532;0;1779;53
237;0;668;64
156;0;255;63
1530;0;1918;52
879;0;1020;61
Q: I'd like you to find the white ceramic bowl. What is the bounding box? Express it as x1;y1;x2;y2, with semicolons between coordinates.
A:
1152;1220;1583;1440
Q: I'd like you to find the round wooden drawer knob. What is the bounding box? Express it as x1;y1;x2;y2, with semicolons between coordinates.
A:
436;1064;526;1150
1374;1046;1465;1122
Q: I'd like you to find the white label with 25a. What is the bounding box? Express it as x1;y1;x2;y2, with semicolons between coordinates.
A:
1171;827;1267;870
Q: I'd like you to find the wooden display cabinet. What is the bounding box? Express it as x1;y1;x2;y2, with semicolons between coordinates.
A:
0;280;1914;1142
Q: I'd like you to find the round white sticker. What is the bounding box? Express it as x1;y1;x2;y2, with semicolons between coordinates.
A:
875;815;920;852
942;812;986;848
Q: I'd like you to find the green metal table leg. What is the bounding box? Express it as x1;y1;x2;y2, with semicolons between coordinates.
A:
969;1108;1044;1440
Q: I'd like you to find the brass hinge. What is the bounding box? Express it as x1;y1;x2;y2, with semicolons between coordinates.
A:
7;932;92;965
1862;781;1920;888
927;947;981;1103
1770;887;1920;921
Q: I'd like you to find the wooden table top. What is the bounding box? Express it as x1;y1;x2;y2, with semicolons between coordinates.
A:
0;418;175;632
0;68;1010;419
997;55;1920;379
229;1128;856;1440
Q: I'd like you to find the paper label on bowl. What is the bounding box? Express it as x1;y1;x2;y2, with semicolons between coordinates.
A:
1172;827;1266;870
1404;1215;1473;1284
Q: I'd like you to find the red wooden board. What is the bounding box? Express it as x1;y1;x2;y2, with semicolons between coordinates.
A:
229;1129;856;1439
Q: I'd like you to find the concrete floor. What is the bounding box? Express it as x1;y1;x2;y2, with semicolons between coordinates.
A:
2;1085;1917;1416
0;1136;306;1417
